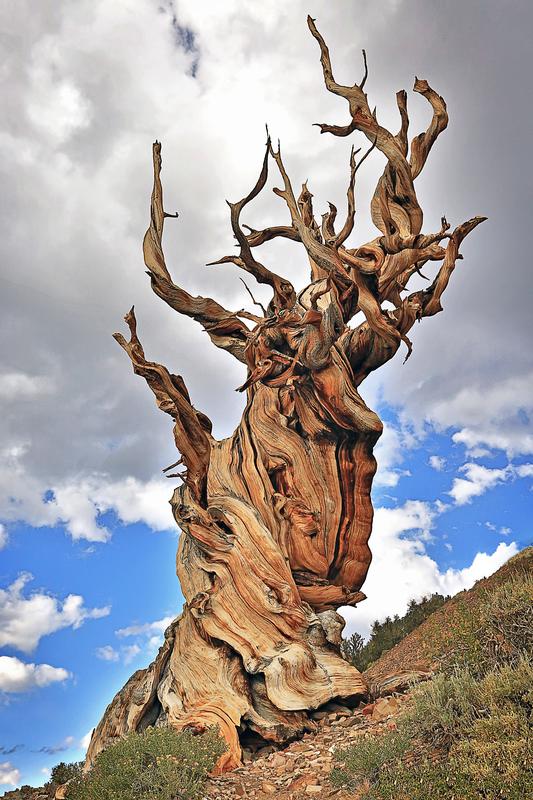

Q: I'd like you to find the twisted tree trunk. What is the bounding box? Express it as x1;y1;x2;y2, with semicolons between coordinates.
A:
86;16;484;772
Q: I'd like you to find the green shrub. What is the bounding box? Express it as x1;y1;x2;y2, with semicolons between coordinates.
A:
330;728;411;790
50;761;84;787
331;657;533;800
67;726;225;800
437;570;533;675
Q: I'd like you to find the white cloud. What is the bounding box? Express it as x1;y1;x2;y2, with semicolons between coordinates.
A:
448;463;510;505
373;421;412;487
115;615;174;658
0;372;55;401
90;477;175;533
485;521;512;536
80;730;93;752
0;524;7;550
96;641;142;665
443;373;533;457
0;761;21;787
115;616;173;639
146;634;165;653
447;461;533;506
429;455;445;471
0;573;110;654
341;499;518;638
95;645;119;662
0;444;175;541
0;656;70;693
122;644;141;665
437;542;518;595
515;463;533;479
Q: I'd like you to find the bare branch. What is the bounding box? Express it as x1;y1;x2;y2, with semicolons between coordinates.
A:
415;216;487;317
269;139;302;225
143;142;250;363
308;16;423;238
395;90;409;156
360;49;369;90
243;224;300;247
209;137;296;311
239;277;267;316
410;78;448;179
334;139;377;248
321;202;338;244
377;243;446;306
113;308;211;502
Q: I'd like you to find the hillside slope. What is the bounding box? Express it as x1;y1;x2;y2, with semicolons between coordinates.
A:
364;545;532;688
4;546;531;800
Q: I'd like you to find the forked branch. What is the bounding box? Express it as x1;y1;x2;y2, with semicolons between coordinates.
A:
144;142;250;363
208;137;296;311
307;15;448;243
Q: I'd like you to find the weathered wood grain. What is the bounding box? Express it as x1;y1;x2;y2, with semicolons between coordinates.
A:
86;17;485;772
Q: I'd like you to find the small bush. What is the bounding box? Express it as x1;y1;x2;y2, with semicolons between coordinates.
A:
437;570;533;675
66;726;225;800
331;728;411;790
331;656;533;800
50;761;84;787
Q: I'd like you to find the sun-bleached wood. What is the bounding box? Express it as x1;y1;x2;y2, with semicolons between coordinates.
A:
86;17;485;773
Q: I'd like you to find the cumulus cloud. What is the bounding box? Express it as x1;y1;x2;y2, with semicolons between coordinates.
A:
0;524;7;550
515;463;533;479
0;656;70;693
447;461;533;506
342;500;518;638
80;730;93;752
96;641;143;665
0;445;175;541
438;543;518;594
0;761;21;787
122;644;141;665
429;455;445;471
448;463;510;505
0;573;110;653
115;615;174;658
373;422;412;488
95;645;119;662
115;616;173;639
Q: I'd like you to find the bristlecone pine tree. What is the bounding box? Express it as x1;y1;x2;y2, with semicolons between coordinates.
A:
86;17;485;773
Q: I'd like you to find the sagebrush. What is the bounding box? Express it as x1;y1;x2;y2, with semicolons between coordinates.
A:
66;726;225;800
332;556;533;799
332;657;533;799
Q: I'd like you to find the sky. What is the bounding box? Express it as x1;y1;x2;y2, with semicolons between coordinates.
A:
1;0;532;790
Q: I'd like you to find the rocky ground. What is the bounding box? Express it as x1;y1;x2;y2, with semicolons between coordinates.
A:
205;684;418;800
1;670;428;800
